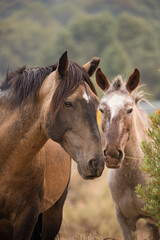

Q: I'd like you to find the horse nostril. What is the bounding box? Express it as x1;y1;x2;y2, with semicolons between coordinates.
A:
118;150;123;160
104;149;107;157
88;158;98;172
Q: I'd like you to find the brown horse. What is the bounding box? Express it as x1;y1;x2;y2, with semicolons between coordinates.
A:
31;140;71;240
96;68;159;240
0;52;104;240
0;140;71;240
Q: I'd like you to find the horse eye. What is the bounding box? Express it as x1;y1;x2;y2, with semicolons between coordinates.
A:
64;101;73;108
99;108;104;114
127;108;133;114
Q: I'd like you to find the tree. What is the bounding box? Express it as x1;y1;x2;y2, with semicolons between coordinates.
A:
136;110;160;228
100;41;133;80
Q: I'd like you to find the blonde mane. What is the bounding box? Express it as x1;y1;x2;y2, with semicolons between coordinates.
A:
132;85;153;109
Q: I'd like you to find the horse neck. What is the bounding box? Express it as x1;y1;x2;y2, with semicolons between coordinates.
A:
0;99;48;165
0;71;59;164
124;105;149;168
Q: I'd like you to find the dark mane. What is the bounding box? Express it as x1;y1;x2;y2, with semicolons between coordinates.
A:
0;64;57;107
0;61;97;113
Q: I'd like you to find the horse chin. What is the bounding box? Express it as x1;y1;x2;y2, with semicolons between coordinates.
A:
106;163;121;169
77;165;97;180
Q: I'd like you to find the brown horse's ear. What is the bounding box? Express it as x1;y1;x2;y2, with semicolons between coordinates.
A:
126;68;140;92
96;68;110;91
83;57;100;76
57;51;69;78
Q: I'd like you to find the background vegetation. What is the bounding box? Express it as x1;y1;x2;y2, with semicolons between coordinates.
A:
0;0;160;99
136;110;160;229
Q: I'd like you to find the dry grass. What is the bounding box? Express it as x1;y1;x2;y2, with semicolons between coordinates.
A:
59;164;122;240
59;163;154;240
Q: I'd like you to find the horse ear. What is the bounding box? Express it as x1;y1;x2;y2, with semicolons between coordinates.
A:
57;51;69;78
96;68;110;91
83;57;100;76
126;68;140;92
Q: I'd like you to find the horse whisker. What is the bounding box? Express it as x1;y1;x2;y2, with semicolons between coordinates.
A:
125;155;139;160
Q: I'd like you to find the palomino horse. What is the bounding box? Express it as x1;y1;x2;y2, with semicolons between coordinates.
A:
96;68;159;240
0;52;104;240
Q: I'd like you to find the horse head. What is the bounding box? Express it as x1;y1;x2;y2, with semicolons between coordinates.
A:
96;68;140;168
44;52;104;179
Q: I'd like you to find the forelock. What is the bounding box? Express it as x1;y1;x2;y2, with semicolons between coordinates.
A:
112;75;123;90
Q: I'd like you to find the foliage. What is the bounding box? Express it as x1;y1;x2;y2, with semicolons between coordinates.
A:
136;110;160;228
100;41;132;80
0;0;160;99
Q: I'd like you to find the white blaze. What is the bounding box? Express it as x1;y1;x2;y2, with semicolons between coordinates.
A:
107;94;126;121
83;91;90;103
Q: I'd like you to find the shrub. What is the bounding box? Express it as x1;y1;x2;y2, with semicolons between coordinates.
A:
136;110;160;228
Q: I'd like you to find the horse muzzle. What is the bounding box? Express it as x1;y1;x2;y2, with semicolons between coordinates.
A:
104;149;124;169
105;155;121;168
77;156;104;179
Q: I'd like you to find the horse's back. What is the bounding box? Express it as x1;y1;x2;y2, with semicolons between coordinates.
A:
39;140;71;213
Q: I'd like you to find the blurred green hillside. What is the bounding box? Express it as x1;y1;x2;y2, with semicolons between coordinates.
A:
0;0;160;99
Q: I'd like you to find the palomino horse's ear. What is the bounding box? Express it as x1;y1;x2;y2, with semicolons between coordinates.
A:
96;68;110;91
83;57;100;76
126;68;140;92
57;51;69;78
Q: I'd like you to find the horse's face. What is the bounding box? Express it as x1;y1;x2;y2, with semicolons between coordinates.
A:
96;68;140;168
45;52;104;179
100;91;134;168
51;84;104;179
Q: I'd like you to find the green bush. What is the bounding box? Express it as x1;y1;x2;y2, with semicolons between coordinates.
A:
136;110;160;228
